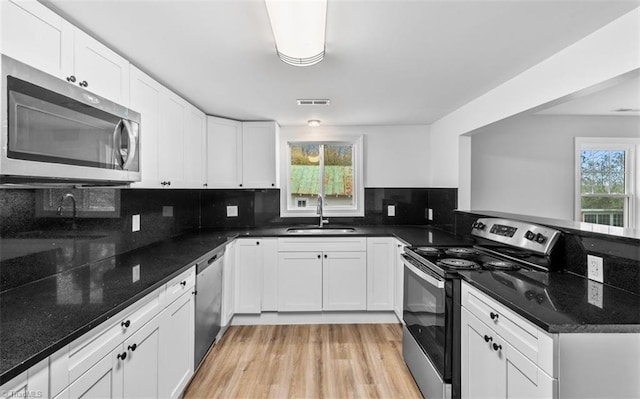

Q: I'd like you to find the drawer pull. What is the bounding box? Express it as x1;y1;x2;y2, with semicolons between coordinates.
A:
484;335;493;343
117;352;127;360
492;343;502;351
180;281;187;287
128;343;137;352
121;320;131;328
490;312;499;320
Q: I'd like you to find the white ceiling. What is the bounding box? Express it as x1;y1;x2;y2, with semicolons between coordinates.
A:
42;0;640;127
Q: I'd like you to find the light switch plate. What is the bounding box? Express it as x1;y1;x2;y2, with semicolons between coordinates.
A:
227;205;238;217
132;264;140;283
587;254;604;283
387;205;395;217
428;208;434;221
162;206;173;217
132;214;140;232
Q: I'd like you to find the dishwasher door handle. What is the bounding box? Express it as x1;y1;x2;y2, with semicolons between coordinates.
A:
207;254;218;264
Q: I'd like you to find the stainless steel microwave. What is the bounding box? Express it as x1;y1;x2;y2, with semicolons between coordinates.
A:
1;55;140;185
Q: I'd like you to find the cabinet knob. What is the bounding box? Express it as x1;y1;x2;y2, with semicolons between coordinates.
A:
66;75;76;83
239;184;243;187
317;254;321;259
271;183;275;187
484;335;492;343
324;254;327;259
128;343;137;352
492;343;502;352
79;80;88;88
180;281;187;286
256;241;260;245
117;352;127;360
167;181;171;186
121;320;131;328
192;290;198;295
490;312;499;320
203;183;208;187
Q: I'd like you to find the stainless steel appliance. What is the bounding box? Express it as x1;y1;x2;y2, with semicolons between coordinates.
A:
1;55;140;185
194;247;224;369
401;218;561;399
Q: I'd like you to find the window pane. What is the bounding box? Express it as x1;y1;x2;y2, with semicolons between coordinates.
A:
323;144;354;207
581;150;626;195
289;143;320;209
581;196;625;227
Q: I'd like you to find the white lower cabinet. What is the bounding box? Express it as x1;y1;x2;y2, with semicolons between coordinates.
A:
222;241;236;326
0;358;49;399
235;238;277;314
278;252;323;311
53;348;122;399
366;237;395;310
121;314;161;399
394;240;406;321
158;290;195;399
322;252;367;310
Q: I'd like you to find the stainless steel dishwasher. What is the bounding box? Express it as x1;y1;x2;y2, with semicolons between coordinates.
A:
194;247;224;369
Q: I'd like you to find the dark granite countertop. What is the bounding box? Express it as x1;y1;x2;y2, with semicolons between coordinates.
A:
460;269;640;333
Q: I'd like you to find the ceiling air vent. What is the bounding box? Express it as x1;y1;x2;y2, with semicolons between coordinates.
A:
297;99;331;106
614;108;640;112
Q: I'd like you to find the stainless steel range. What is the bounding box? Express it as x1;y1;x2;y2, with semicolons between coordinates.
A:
401;218;561;399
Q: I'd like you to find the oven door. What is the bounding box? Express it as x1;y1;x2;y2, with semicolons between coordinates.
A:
402;254;452;382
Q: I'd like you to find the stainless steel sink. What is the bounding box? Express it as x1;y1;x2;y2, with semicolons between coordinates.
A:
286;227;356;234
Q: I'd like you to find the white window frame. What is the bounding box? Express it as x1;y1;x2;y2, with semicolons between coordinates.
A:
575;137;640;229
281;135;364;218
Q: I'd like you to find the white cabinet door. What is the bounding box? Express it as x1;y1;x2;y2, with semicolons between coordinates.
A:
206;116;242;188
53;348;123;399
184;105;207;188
277;252;323;311
504;343;556;399
72;29;130;107
366;237;395;310
235;239;263;314
241;121;279;188
394;240;406;321
261;238;279;311
159;291;195;399
462;308;501;399
129;66;161;188
222;241;236;326
121;315;161;399
0;358;49;399
0;0;73;77
323;251;367;310
158;90;186;187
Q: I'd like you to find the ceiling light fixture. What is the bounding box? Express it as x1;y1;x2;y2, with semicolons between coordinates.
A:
265;0;327;67
308;120;321;127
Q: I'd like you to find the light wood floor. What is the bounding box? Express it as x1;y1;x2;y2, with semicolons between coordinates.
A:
183;324;422;399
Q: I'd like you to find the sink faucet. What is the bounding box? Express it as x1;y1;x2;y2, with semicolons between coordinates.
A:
317;194;329;228
57;193;78;230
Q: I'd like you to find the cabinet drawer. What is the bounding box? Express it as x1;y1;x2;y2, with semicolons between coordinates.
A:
462;282;555;376
53;287;163;389
278;237;366;252
165;267;196;306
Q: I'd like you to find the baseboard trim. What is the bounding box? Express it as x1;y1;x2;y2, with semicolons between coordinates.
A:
230;311;400;326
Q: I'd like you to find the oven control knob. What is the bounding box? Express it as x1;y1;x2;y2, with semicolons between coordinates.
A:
473;221;486;230
535;233;546;244
525;230;536;241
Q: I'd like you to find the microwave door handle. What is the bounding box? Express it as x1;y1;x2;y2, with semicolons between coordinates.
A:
402;256;445;289
112;120;125;169
120;119;137;170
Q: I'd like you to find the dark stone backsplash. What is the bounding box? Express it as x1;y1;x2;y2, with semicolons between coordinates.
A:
455;211;640;295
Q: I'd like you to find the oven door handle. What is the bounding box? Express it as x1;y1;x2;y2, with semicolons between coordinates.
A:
402;254;445;289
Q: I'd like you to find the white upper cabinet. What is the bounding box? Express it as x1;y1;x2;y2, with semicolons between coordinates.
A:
183;104;207;188
241;121;280;188
158;91;186;187
206;118;280;189
72;29;130;107
1;0;130;106
130;67;161;188
1;0;73;77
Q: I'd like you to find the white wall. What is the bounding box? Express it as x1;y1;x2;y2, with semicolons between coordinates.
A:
429;8;640;210
470;115;640;220
279;125;430;187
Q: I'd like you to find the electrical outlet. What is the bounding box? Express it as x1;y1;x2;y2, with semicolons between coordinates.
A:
587;280;603;308
132;214;140;232
132;264;140;283
428;231;433;243
162;206;173;217
387;205;395;217
428;208;434;221
587;255;604;283
226;205;238;217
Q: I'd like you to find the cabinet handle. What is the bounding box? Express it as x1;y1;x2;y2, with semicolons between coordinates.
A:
490;312;499;320
167;181;171;186
324;254;327;259
66;75;76;83
180;281;187;286
484;335;492;343
492;343;502;351
79;80;88;88
121;320;131;328
117;352;127;360
128;343;137;352
192;290;197;295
